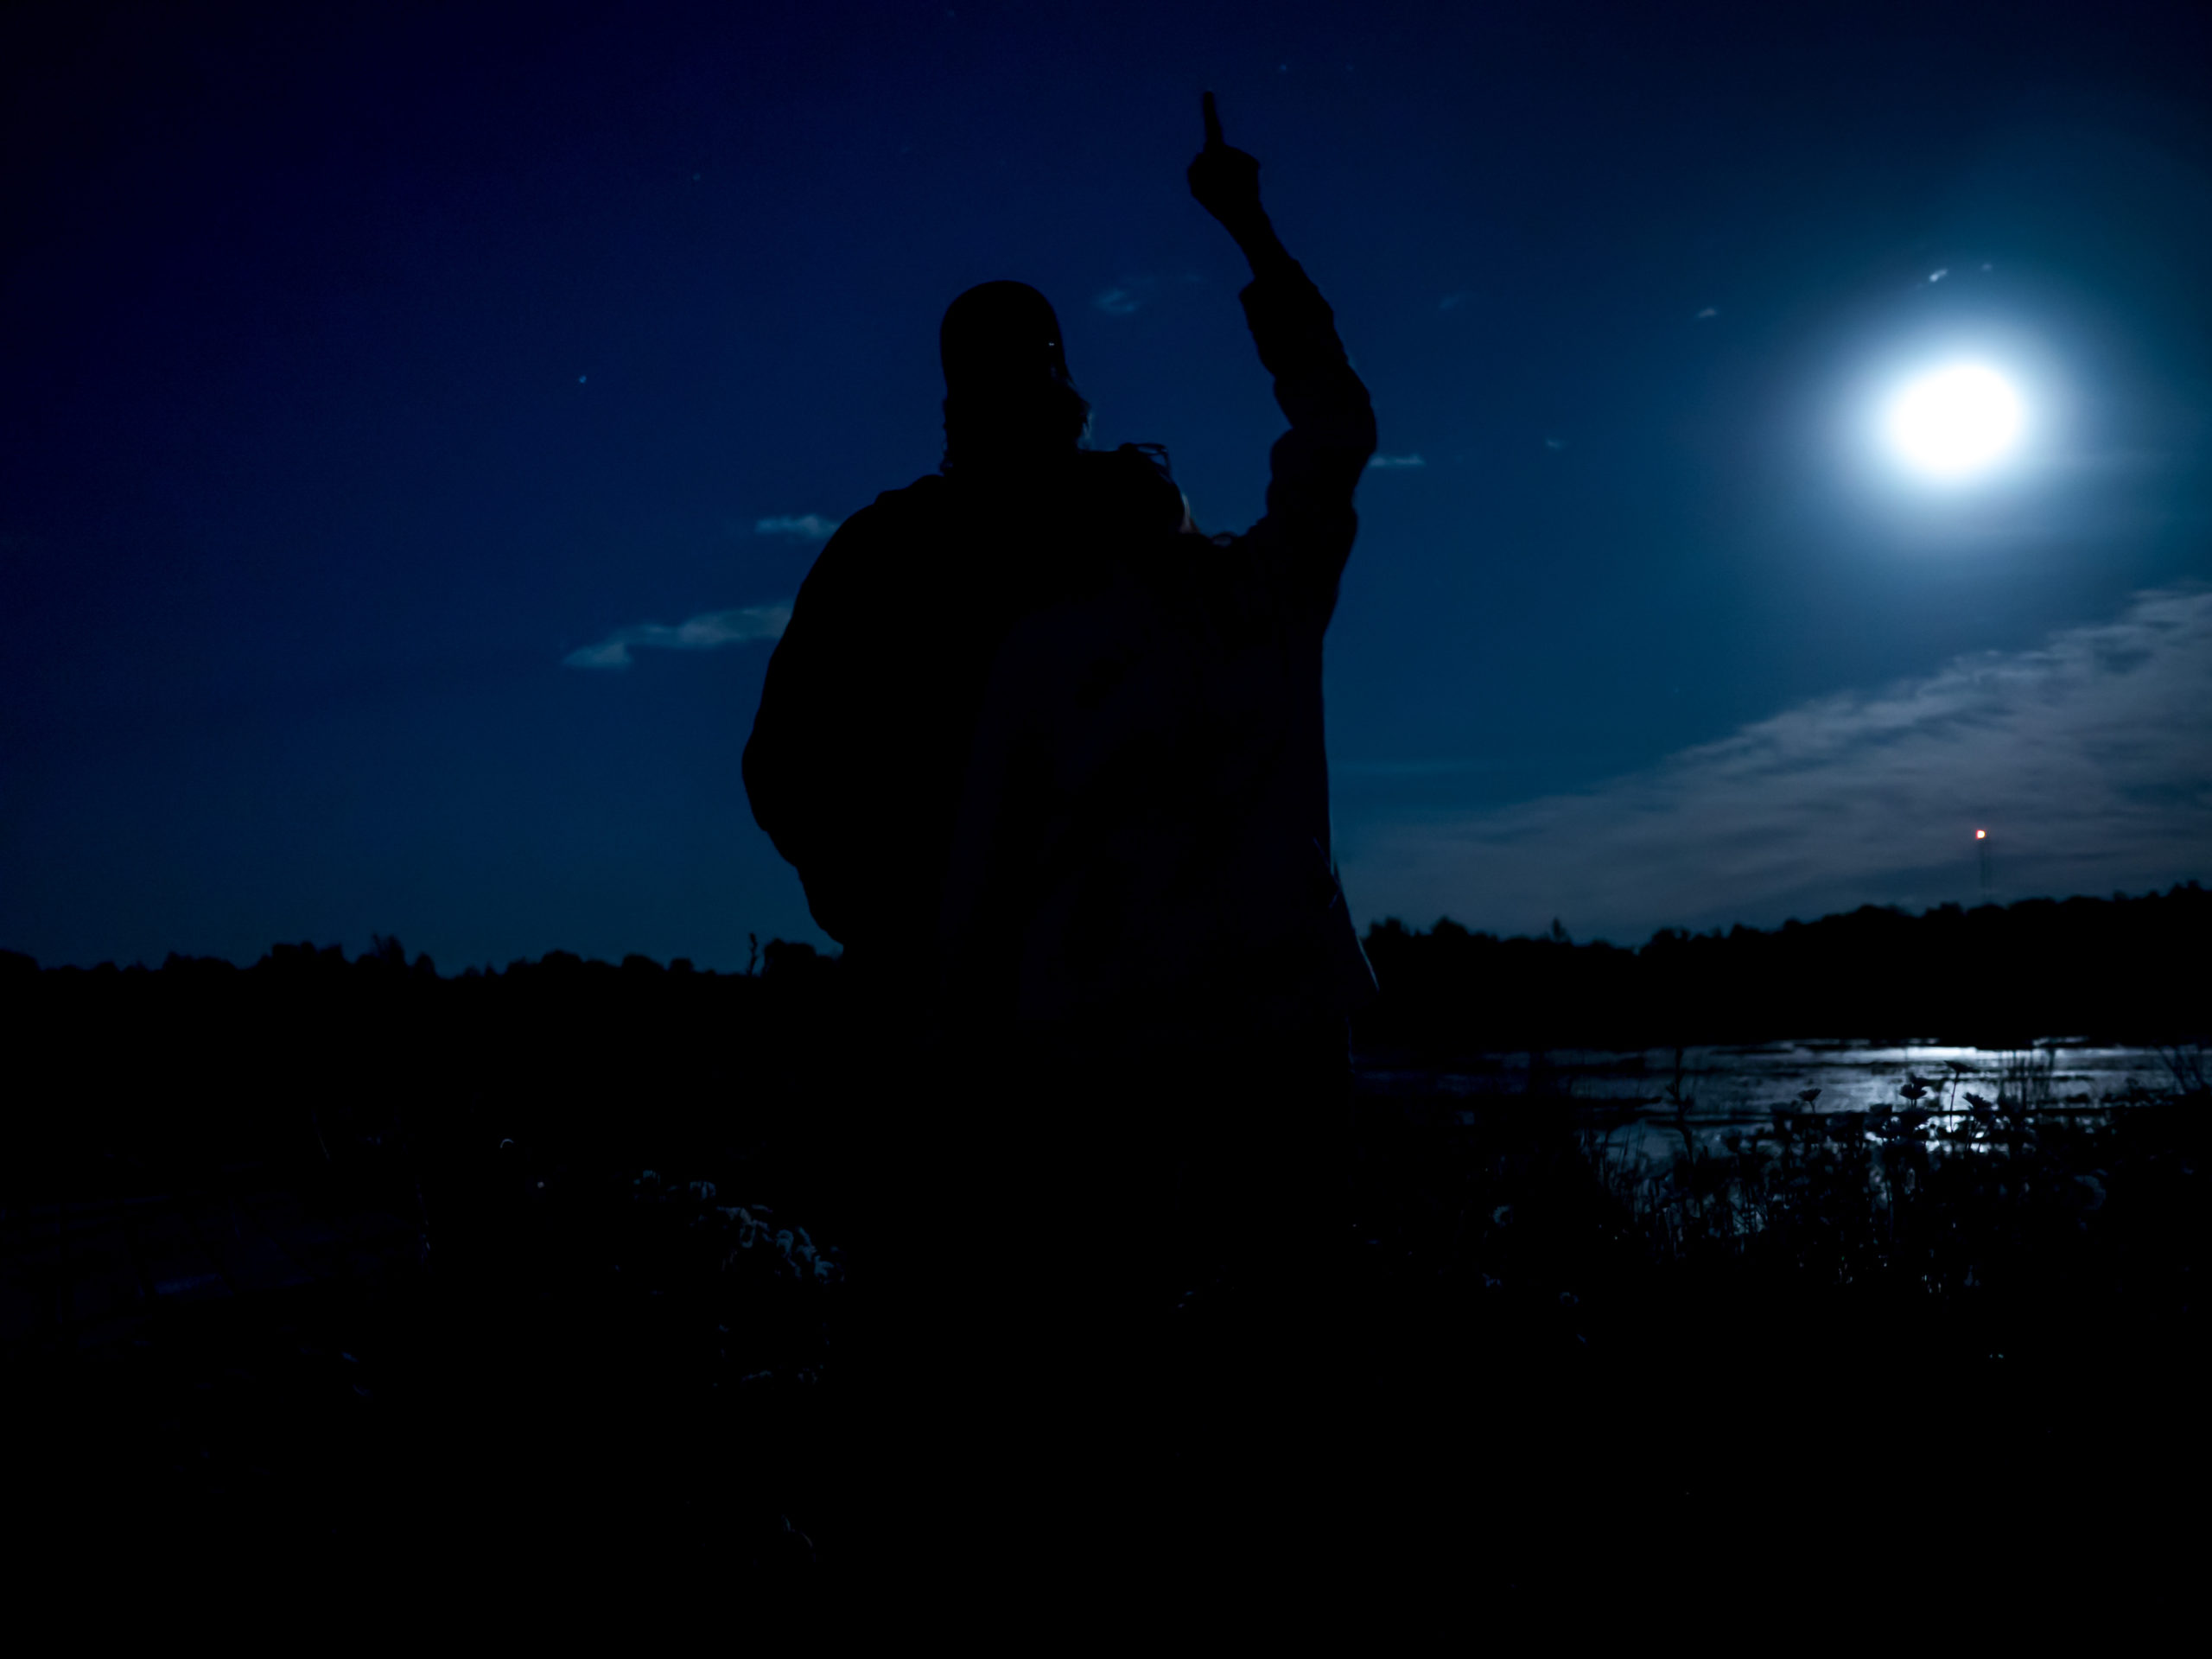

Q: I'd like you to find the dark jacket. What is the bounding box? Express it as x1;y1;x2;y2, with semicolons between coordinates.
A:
741;442;1173;997
742;257;1376;1047
936;258;1380;1062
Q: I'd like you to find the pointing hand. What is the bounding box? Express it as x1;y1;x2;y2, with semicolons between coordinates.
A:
1187;92;1264;236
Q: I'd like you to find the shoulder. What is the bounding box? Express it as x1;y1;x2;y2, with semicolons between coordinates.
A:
866;473;952;524
828;474;951;543
798;476;947;587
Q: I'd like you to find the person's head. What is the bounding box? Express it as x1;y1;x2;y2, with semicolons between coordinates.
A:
938;281;1091;474
938;283;1200;550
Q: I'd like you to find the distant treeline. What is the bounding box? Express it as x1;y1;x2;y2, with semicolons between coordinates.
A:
1;933;849;1205
1356;883;2207;1053
3;885;2202;1172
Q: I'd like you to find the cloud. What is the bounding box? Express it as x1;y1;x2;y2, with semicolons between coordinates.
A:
1439;289;1476;311
1367;453;1427;469
1696;306;1718;319
1341;588;2212;943
564;603;792;670
755;513;839;541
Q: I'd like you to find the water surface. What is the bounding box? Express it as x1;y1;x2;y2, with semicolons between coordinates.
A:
1352;1040;2195;1166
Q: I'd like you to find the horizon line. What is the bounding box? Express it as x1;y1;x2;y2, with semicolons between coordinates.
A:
4;879;2202;976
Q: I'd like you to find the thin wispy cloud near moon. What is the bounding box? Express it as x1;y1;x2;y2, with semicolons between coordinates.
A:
564;604;791;670
1344;587;2212;944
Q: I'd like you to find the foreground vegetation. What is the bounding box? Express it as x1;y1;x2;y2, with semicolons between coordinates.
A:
4;935;2203;1602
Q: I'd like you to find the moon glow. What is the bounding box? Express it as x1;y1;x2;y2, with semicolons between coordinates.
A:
1885;364;2024;480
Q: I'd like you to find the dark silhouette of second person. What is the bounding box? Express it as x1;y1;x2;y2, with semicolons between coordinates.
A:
934;104;1379;1293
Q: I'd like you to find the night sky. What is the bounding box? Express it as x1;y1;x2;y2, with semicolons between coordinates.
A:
6;0;2209;972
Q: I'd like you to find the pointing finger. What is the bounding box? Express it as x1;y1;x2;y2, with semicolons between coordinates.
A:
1202;90;1224;149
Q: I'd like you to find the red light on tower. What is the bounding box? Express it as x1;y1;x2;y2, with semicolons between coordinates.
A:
1975;828;1992;897
1975;829;1986;840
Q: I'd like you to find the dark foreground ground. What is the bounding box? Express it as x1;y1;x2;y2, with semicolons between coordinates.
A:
4;1065;2203;1617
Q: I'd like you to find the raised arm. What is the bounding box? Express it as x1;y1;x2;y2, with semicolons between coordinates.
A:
1188;92;1298;285
1189;92;1377;627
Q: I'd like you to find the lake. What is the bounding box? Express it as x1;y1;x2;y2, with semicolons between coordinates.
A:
1351;1039;2200;1166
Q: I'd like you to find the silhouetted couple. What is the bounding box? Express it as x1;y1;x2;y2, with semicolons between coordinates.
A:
744;93;1377;1597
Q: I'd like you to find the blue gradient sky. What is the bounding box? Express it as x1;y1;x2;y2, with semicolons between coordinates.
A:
4;0;2209;969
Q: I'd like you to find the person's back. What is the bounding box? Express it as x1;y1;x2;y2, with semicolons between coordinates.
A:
741;322;1194;1022
741;441;1204;1248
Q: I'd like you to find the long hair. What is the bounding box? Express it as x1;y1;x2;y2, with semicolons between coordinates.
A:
1107;441;1199;537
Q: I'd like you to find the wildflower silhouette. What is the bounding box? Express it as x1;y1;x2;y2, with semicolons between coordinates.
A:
1940;1058;1977;1113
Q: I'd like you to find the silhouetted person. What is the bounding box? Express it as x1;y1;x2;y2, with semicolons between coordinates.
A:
938;95;1378;1072
741;228;1217;1249
781;98;1370;1594
745;93;1377;1595
925;94;1379;1567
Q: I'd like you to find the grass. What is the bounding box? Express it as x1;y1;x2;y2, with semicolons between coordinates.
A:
13;1047;2205;1606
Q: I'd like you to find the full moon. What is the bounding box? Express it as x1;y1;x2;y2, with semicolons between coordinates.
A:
1885;364;2024;480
